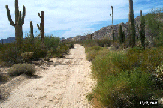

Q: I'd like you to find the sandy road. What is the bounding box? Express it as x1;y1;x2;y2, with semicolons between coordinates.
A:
0;44;97;108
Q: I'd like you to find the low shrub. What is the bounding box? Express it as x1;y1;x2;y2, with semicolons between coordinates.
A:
85;46;102;61
44;36;60;51
95;39;112;47
86;50;99;61
32;48;47;60
126;46;163;73
93;67;154;108
55;44;69;58
0;75;10;82
0;43;23;65
82;40;99;47
8;63;35;76
21;52;34;63
91;49;121;80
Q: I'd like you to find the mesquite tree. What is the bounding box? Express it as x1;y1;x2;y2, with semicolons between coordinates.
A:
5;0;26;49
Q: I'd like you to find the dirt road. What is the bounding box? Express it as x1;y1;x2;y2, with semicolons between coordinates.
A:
0;44;97;108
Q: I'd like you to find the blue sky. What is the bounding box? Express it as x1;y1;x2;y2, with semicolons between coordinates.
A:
1;0;163;40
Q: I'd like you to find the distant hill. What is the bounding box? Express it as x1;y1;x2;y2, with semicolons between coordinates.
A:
0;36;65;44
0;37;28;44
0;37;16;44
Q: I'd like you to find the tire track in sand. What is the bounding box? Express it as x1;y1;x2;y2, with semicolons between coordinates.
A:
0;44;97;108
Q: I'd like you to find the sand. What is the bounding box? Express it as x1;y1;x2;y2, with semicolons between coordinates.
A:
0;44;97;108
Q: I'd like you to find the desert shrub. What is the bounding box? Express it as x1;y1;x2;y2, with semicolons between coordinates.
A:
44;36;60;51
85;46;102;61
82;40;98;47
32;48;47;60
55;44;70;58
91;49;121;80
91;46;101;51
95;39;112;47
155;63;163;79
0;43;23;65
0;75;10;82
70;43;74;49
21;52;34;63
21;37;35;52
85;46;101;53
8;63;35;76
126;46;163;73
92;67;154;108
86;50;99;61
112;41;120;50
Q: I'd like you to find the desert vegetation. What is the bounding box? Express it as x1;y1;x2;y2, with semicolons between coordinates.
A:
0;32;74;83
1;0;163;107
72;6;163;108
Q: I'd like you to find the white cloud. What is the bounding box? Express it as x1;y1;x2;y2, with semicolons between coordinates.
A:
1;0;162;39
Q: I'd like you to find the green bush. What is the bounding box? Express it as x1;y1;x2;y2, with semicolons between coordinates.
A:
21;52;34;63
44;36;60;51
86;50;99;61
8;63;35;76
0;43;23;65
81;40;99;47
95;39;112;47
126;46;163;73
0;75;10;82
85;46;102;61
55;44;70;58
92;67;154;108
90;45;163;107
32;48;47;60
91;49;121;81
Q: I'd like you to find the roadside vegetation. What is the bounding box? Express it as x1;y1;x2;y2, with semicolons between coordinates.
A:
0;32;74;83
73;8;163;108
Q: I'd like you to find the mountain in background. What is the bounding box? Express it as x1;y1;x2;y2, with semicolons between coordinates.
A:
0;37;65;44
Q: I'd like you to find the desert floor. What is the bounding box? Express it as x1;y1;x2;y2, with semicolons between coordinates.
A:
0;44;97;108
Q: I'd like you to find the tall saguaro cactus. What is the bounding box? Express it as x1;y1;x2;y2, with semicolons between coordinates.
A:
119;24;123;44
128;0;135;48
137;10;145;49
30;21;34;39
110;6;115;43
5;0;26;49
37;11;44;49
30;21;34;45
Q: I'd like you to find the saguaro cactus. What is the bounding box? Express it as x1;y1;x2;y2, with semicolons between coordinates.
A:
137;10;145;49
30;21;34;45
5;0;26;49
110;6;115;42
122;31;125;43
30;21;34;39
119;24;123;44
37;11;44;49
128;0;135;48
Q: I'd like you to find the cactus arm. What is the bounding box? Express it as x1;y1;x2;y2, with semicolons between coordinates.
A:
21;5;26;25
37;24;41;30
38;13;41;18
18;11;21;25
5;5;15;26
